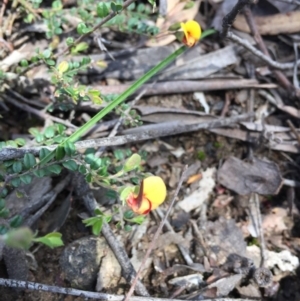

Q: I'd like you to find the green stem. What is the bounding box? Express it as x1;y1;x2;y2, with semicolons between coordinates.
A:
39;45;187;165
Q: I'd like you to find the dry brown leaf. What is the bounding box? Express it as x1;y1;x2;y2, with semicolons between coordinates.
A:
233;11;300;35
218;157;283;195
187;173;202;184
146;0;201;47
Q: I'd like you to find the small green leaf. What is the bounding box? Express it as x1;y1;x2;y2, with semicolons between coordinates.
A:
52;0;62;9
111;2;122;12
78;165;87;174
34;232;64;248
35;133;44;143
77;23;90;34
0;225;8;234
33;168;47;178
11;177;21;187
10;215;23;228
12;161;23;173
15;138;26;146
57;61;69;73
47;164;62;174
124;210;134;219
66;37;74;46
42;49;52;59
71;42;89;54
197;150;206;161
85;173;92;183
123;153;141;172
6;140;18;147
44;126;55;138
97;2;110;17
24;153;36;169
64;141;76;156
29;127;40;136
130;215;145;225
20;59;29;67
124;224;132;232
114;149;125;160
53;136;65;143
55;146;65;160
0;208;9;218
0;188;8;198
137;3;145;12
0;198;5;210
62;160;78;171
90;158;102;170
92;219;103;235
56;124;66;135
45;59;56;66
82;216;97;227
39;148;51;160
20;174;32;185
84;153;96;164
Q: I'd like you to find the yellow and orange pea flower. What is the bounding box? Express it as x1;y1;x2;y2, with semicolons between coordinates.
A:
126;176;167;215
180;20;201;47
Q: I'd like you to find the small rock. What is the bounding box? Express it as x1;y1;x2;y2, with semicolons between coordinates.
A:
60;236;121;290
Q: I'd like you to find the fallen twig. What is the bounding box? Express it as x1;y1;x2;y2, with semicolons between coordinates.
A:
243;7;297;96
73;173;149;297
124;166;188;300
91;79;276;96
2;93;77;129
0;113;254;161
226;32;299;71
0;277;253;301
221;0;257;38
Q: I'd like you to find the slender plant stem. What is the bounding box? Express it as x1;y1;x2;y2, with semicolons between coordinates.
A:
39;45;187;165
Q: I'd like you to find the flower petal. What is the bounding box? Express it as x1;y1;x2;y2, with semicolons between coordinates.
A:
180;20;201;47
143;176;167;210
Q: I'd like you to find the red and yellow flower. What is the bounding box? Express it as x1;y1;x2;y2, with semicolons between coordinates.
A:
180;20;201;47
126;176;167;215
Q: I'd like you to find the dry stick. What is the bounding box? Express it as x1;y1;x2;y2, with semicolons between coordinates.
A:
243;7;297;96
221;0;257;38
19;0;137;76
0;278;252;301
92;79;277;98
124;166;188;301
253;193;266;267
73;173;149;297
222;0;300;78
0;113;254;161
3;94;77;129
226;32;298;70
274;0;300;4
